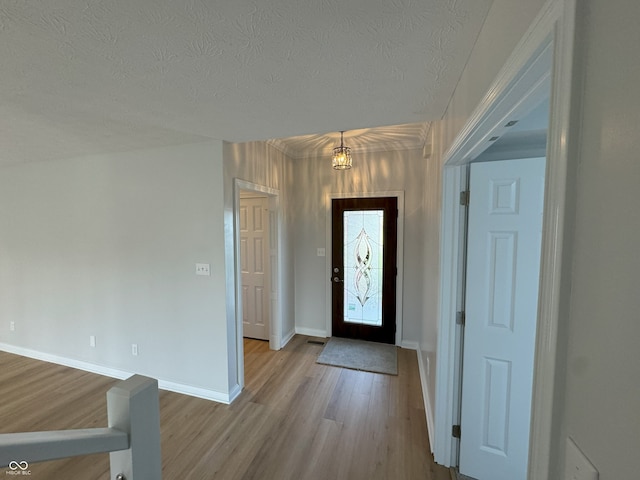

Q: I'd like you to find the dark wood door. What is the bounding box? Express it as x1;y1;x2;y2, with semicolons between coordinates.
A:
331;197;397;344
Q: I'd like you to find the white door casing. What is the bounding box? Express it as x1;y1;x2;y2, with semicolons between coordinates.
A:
459;157;545;480
240;196;270;341
232;179;282;399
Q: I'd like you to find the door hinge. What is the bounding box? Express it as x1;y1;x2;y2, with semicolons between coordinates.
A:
452;425;461;439
456;311;465;326
460;190;470;206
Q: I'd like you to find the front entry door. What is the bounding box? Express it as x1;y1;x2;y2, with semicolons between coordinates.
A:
459;157;545;480
331;197;397;344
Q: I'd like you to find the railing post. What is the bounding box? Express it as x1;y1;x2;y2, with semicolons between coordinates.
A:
107;375;162;480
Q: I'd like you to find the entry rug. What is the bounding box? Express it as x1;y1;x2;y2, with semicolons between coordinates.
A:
316;337;398;375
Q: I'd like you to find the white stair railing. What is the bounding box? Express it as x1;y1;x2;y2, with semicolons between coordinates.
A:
0;375;162;480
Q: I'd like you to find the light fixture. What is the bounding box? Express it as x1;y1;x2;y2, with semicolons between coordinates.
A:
332;131;352;170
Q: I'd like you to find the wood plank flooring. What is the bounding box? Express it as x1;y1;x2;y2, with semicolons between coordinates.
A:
0;335;450;479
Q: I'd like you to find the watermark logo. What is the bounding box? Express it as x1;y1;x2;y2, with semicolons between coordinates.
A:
6;461;31;476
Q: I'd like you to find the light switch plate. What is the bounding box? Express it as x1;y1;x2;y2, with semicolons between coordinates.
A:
317;248;325;257
195;263;211;276
564;437;598;480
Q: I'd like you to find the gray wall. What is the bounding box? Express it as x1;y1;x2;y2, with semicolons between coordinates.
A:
419;130;443;420
551;0;640;477
223;140;296;368
0;141;231;396
292;148;427;345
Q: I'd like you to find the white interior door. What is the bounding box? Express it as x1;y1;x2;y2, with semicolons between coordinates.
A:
240;195;270;341
459;157;545;480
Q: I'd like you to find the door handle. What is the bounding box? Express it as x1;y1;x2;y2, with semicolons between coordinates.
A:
333;276;343;283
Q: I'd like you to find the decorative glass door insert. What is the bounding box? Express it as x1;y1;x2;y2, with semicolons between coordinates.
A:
343;210;384;326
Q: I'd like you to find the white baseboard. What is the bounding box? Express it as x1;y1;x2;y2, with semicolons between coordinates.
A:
294;327;328;338
0;342;232;404
158;378;233;404
0;342;132;380
226;383;243;404
401;340;419;350
281;329;296;348
417;346;436;453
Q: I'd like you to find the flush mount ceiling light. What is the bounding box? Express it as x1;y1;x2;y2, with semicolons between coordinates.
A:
332;131;352;170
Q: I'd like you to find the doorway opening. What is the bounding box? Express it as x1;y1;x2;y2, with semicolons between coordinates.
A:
456;96;551;479
233;179;282;391
439;56;552;476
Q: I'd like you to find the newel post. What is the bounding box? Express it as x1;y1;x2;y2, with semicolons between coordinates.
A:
107;375;162;480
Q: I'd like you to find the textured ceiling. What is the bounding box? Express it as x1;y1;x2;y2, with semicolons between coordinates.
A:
0;0;493;165
270;122;431;159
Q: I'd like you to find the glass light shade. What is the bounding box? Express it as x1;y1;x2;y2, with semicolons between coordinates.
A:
332;146;352;170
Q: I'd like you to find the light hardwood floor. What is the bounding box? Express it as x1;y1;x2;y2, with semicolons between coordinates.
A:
0;335;450;479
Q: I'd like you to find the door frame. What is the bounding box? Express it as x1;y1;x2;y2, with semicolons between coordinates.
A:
325;191;405;346
233;179;282;390
433;0;577;478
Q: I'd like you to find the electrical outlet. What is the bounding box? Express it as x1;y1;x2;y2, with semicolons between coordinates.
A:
89;335;96;348
132;344;138;356
565;437;598;480
195;263;210;276
10;321;15;332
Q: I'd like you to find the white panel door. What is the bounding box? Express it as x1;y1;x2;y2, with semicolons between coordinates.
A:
459;157;545;480
240;196;270;341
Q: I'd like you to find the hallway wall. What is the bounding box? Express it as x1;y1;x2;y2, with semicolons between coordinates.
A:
292;148;427;345
551;1;640;477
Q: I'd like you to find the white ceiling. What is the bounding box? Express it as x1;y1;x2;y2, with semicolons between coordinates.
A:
0;0;493;166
